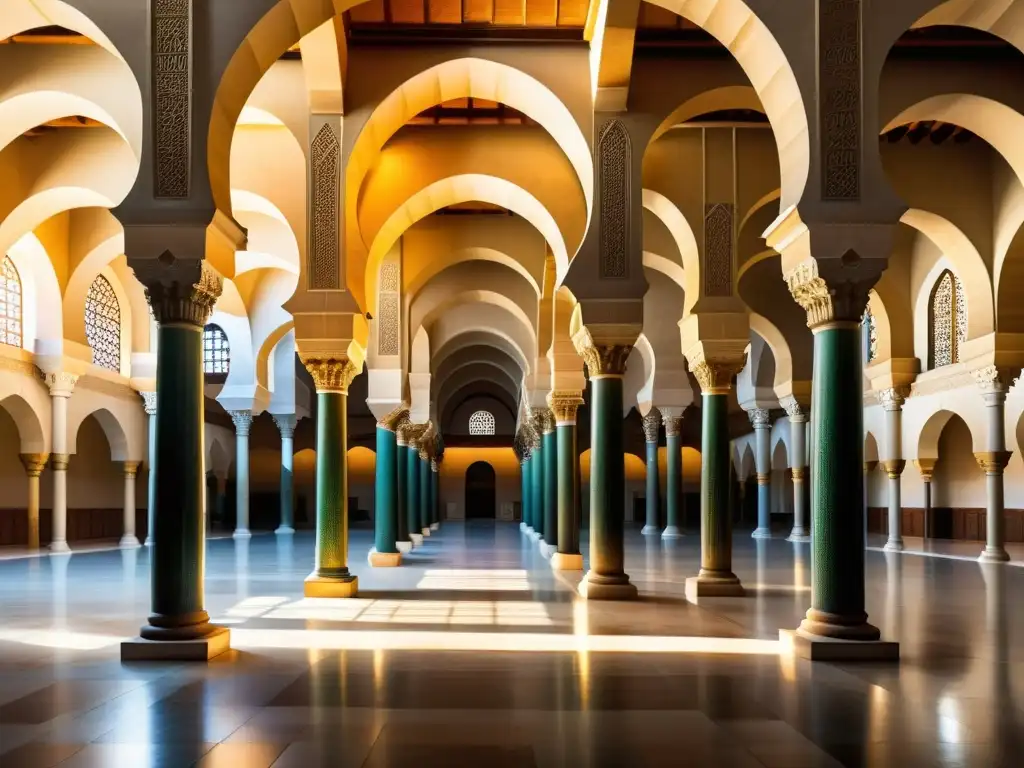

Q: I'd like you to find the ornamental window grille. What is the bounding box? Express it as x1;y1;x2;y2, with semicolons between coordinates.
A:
203;324;230;374
929;269;967;369
85;275;121;372
469;410;496;436
862;306;878;363
0;257;22;348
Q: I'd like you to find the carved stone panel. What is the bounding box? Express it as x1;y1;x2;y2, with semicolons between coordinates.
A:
819;0;861;201
703;203;733;297
152;0;191;199
377;260;400;356
310;123;340;289
597;119;631;280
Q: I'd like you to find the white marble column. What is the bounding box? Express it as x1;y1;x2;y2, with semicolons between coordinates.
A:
19;453;48;549
230;410;253;539
880;388;907;552
783;398;809;542
272;414;296;535
42;372;77;554
914;459;936;540
120;461;141;548
974;367;1012;563
749;408;772;539
141;392;156;546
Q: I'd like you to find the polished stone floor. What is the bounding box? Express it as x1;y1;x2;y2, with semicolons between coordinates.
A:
0;522;1022;767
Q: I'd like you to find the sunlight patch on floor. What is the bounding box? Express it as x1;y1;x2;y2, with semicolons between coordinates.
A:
415;569;533;591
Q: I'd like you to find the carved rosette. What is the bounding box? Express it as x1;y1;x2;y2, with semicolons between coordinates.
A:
748;408;771;429
141;391;157;416
881;459;906;479
642;409;661;443
272;414;296;439
303;357;359;394
662;414;683;437
124;461;142;479
547;391;584;425
688;350;746;395
19;453;49;477
878;387;908;411
230;410;253;437
377;404;410;432
133;258;223;327
975;450;1012;475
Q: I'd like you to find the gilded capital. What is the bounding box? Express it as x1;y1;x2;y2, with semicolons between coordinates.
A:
642;409;661;443
688;349;746;395
881;459;906;479
913;458;936;481
134;258;223;327
791;466;805;482
547;391;584;424
572;326;631;377
302;357;360;394
975;450;1012;474
376;404;410;432
51;453;70;472
19;453;48;477
784;259;871;328
756;472;770;486
123;461;141;478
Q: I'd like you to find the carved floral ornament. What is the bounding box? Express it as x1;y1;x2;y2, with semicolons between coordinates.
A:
688;350;746;395
784;259;872;329
547;391;584;424
748;408;771;428
642;409;661;442
662;413;683;437
302;357;359;394
781;397;806;421
377;404;410;431
878;387;909;410
133;256;224;327
571;326;632;377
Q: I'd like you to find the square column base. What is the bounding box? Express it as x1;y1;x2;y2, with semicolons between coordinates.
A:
780;629;899;662
641;525;660;535
550;552;583;571
430;523;439;531
685;576;745;603
578;572;638;601
368;549;402;567
540;543;557;558
528;531;543;542
304;573;359;598
121;627;230;662
421;528;431;537
396;541;413;554
410;533;424;547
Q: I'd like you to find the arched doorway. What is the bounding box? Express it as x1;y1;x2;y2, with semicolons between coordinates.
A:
465;462;496;519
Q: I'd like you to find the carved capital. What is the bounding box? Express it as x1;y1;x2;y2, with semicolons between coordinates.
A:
532;408;555;436
376;404;410;432
881;459;906;479
642;409;661;443
784;259;871;328
19;453;49;477
302;357;359;394
272;413;296;439
51;453;70;472
572;325;631;377
40;370;78;398
913;458;936;481
878;387;909;411
688;349;746;395
791;466;805;482
123;461;141;479
975;450;1012;474
864;460;878;472
547;391;584;425
401;422;428;449
133;257;223;327
756;473;770;486
781;397;806;422
230;410;253;436
973;365;1010;396
748;408;771;428
140;391;157;416
663;414;684;437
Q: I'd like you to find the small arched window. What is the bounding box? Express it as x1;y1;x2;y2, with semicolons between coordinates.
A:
0;256;22;348
469;410;496;436
929;269;967;369
203;324;230;374
85;274;121;372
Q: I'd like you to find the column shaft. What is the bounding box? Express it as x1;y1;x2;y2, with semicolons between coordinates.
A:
531;444;543;537
643;440;660;534
50;393;70;553
373;427;399;556
273;416;296;534
556;422;580;556
697;393;741;589
543;430;557;546
787;407;809;542
19;454;46;549
143;395;156;546
407;448;420;544
881;392;906;552
396;443;410;546
419;455;430;535
522;455;532;530
977;381;1011;563
231;412;252;538
430;462;440;527
664;428;683;538
922;479;932;539
309;391;354;585
121;463;140;548
751;412;772;539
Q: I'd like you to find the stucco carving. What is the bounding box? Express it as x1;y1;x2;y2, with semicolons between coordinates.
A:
642;409;661;443
378;295;400;356
153;0;191;199
39;371;78;397
704;203;733;297
597;119;631;280
133;256;223;327
272;414;296;439
302;357;359;394
548;391;584;424
310;123;340;290
377;404;409;432
141;392;157;415
878;387;908;411
662;413;683;437
784;259;870;328
748;408;771;428
688;350;746;395
975;450;1012;474
781;397;806;421
820;0;861;201
972;365;1009;393
380;262;400;292
230;410;253;436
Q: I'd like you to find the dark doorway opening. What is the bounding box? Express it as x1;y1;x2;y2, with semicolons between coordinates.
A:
465;461;497;519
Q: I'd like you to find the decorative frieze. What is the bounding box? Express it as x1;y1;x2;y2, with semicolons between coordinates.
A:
153;0;191;198
819;0;861;201
302;357;359;394
597;119;631;280
703;203;734;297
309;123;340;289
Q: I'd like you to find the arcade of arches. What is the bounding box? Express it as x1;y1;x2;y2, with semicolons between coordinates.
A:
4;2;1024;762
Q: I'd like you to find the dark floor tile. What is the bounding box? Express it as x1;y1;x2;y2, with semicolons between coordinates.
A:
0;742;84;768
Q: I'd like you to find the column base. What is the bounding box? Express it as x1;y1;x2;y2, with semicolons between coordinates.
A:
275;526;295;535
641;525;660;535
540;543;557;559
396;540;413;554
121;626;230;662
550;552;583;571
410;533;424;547
780;629;899;662
786;529;810;543
529;530;543;542
368;548;402;567
661;526;683;539
430;523;439;531
520;523;528;532
751;527;772;539
119;534;141;549
883;538;904;552
233;529;252;540
49;540;71;555
578;571;638;601
421;527;431;537
144;537;153;547
979;546;1010;563
685;573;745;602
304;573;359;598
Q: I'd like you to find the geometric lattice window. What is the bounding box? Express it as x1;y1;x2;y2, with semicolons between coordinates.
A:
0;256;22;348
862;305;878;364
85;274;121;372
929;269;967;370
469;410;496;436
203;324;230;374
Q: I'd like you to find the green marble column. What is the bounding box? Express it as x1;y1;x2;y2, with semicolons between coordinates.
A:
800;323;880;640
549;393;584;570
530;437;544;539
663;415;684;538
542;415;557;552
419;452;430;536
430;459;440;528
303;358;359;598
520;452;532;530
577;343;636;600
273;415;296;535
370;414;401;566
641;409;661;535
395;425;411;553
407;444;421;545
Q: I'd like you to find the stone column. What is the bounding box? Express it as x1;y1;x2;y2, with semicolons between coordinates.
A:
574;339;637;600
529;430;544;542
641;409;661;535
301;357;360;597
272;414;296;535
122;262;229;659
914;459;935;540
662;411;684;539
120;462;141;548
371;408;404;565
430;458;440;530
41;372;77;553
974;366;1012;563
686;357;746;599
749;408;772;539
418;449;431;537
539;409;558;555
141;392;157;546
19;453;48;549
395;417;412;553
784;398;810;542
549;391;584;570
407;435;423;547
229;411;253;539
518;448;530;531
879;388;907;552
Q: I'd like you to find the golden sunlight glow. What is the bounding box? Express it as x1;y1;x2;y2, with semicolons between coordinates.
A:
415;568;532;591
